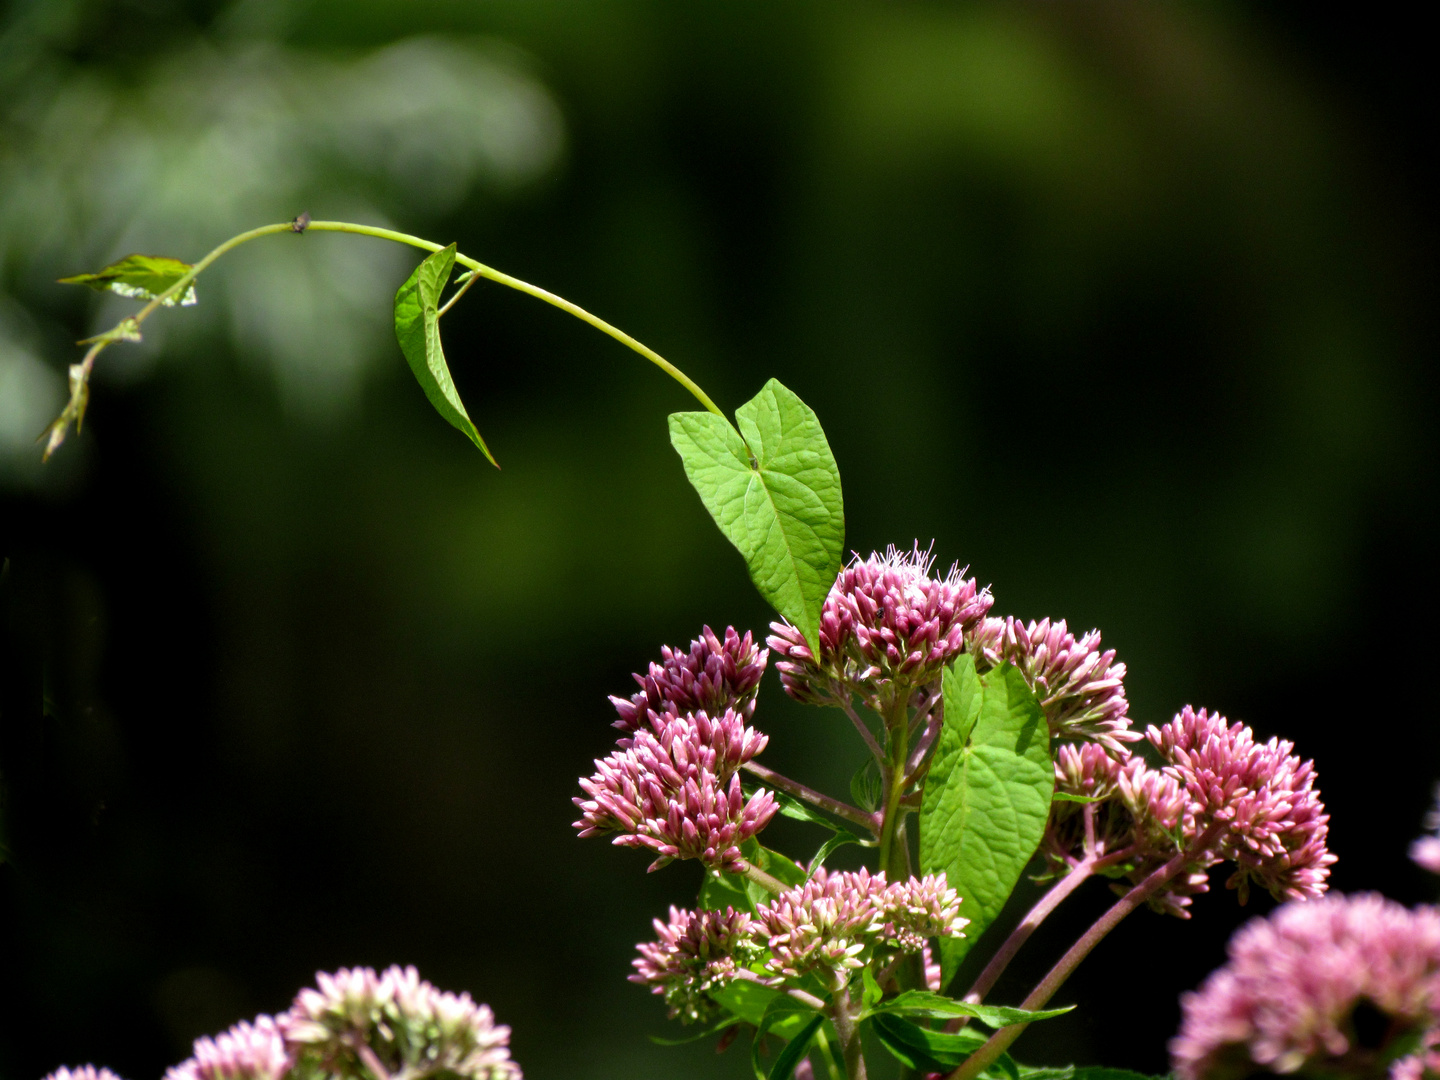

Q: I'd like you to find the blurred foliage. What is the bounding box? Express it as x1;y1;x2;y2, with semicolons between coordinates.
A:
0;2;1435;1080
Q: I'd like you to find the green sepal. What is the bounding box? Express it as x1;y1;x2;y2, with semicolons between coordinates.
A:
393;244;497;466
60;254;197;306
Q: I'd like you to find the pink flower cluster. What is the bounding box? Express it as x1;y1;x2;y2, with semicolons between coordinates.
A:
610;625;768;732
631;870;967;1006
1150;707;1335;903
970;616;1138;755
283;965;518;1080
1043;706;1333;916
165;1018;289;1080
48;967;519;1080
630;906;764;1022
768;544;992;710
1044;742;1209;917
577;655;778;871
1172;894;1440;1080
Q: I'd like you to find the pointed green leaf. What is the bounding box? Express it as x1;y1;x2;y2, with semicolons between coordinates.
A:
393;245;497;466
1068;1070;1169;1080
752;995;823;1080
648;1016;742;1045
60;254;197;306
768;1014;826;1080
868;1014;1013;1074
919;656;1054;986
1052;792;1102;804
668;379;843;656
865;990;1074;1029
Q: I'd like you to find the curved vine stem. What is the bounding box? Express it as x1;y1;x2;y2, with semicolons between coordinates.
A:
44;219;726;457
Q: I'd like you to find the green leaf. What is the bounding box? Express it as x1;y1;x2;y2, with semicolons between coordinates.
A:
1069;1070;1169;1080
850;758;882;813
60;254;198;306
748;839;808;887
1051;792;1102;805
1016;1067;1076;1080
668;379;844;656
699;866;758;914
768;1014;826;1080
919;656;1054;986
393;245;497;466
752;996;823;1080
865;990;1074;1029
868;1014;1003;1074
712;979;781;1026
807;832;864;879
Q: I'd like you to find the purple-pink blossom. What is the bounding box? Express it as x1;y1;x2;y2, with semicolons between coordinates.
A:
280;965;520;1080
1042;743;1211;917
1172;894;1440;1080
44;1069;127;1080
630;906;762;1022
573;710;777;871
611;625;768;732
164;1018;288;1080
768;544;992;709
1149;707;1335;903
970;616;1137;755
752;869;967;991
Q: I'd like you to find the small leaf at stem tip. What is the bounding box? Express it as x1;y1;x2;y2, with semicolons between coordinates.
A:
60;254;198;306
393;244;498;467
918;655;1054;987
1051;791;1103;804
864;990;1074;1028
668;379;844;657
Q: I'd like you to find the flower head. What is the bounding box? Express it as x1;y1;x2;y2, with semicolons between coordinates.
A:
768;544;992;709
45;1069;127;1080
1041;743;1210;917
573;711;777;871
878;872;969;953
754;868;890;990
1149;707;1335;903
611;626;768;732
752;868;966;991
630;906;762;1023
969;617;1137;755
165;1018;289;1080
1172;894;1440;1080
280;965;520;1080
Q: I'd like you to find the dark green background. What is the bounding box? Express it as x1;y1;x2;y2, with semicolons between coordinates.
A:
1;3;1435;1078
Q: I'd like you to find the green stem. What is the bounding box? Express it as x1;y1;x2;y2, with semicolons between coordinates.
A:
741;861;786;896
876;696;912;879
304;221;725;418
943;823;1226;1080
829;984;868;1080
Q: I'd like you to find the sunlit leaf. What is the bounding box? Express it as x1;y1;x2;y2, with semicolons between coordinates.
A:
669;379;843;656
393;244;497;466
865;990;1074;1029
60;254;198;306
919;656;1054;986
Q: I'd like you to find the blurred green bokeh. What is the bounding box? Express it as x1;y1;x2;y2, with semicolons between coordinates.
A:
2;3;1435;1079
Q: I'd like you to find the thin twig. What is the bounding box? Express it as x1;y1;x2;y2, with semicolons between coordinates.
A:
944;823;1226;1080
839;697;885;761
743;761;878;834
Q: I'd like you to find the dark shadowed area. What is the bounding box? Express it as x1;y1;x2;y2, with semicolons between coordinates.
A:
1;2;1435;1078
